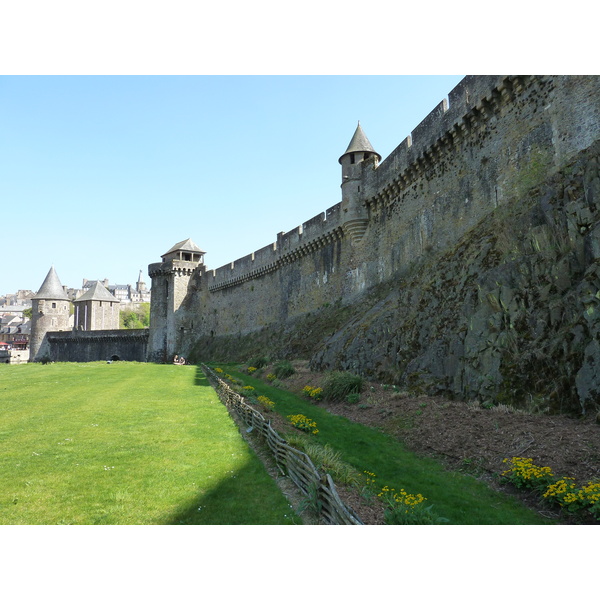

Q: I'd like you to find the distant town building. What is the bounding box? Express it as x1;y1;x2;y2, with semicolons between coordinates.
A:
81;271;150;305
0;290;34;308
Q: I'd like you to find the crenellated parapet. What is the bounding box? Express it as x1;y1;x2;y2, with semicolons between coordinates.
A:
365;75;531;211
207;203;344;292
205;76;551;293
148;260;199;279
147;75;600;367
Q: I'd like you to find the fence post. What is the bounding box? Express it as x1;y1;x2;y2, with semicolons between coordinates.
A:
201;364;363;525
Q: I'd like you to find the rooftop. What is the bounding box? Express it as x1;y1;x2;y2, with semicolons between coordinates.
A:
74;281;120;303
35;267;69;301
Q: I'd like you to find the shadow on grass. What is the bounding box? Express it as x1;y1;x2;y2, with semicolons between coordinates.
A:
194;365;211;387
168;457;298;525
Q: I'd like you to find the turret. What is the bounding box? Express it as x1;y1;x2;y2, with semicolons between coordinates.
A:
147;239;205;362
339;122;380;243
29;266;71;361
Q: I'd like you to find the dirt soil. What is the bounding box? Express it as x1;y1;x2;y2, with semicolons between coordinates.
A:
254;361;600;525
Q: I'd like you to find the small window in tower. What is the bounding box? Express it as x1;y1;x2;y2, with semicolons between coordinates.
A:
52;302;57;309
183;253;191;261
350;154;355;164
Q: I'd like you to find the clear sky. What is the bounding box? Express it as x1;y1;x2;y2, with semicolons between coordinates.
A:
1;3;593;298
1;74;468;295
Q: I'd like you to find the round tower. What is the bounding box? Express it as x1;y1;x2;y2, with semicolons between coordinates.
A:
29;266;71;361
147;239;205;362
339;122;380;243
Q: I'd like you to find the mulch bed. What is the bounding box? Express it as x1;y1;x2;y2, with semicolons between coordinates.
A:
233;361;600;524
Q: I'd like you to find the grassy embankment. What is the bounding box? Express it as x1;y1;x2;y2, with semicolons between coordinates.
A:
0;362;297;525
218;364;553;525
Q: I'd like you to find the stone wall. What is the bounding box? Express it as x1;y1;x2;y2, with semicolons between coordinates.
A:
43;329;149;363
150;75;600;413
74;301;120;331
312;139;600;415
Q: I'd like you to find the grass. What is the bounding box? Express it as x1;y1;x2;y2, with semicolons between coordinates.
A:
0;362;298;525
218;364;554;525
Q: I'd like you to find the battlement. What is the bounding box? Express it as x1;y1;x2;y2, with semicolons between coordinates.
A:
204;76;535;292
207;202;343;291
147;75;600;367
364;75;523;205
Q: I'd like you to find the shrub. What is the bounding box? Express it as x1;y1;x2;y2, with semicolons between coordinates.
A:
241;385;257;397
384;502;443;525
302;385;323;401
287;414;318;434
346;392;361;404
322;371;363;403
543;478;600;520
249;356;269;369
363;470;447;524
501;457;555;491
273;360;295;379
286;436;360;486
502;456;600;522
256;395;275;411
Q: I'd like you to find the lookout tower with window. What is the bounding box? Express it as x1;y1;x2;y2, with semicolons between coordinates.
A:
147;239;206;362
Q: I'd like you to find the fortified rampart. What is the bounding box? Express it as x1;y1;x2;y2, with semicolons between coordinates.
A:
148;75;600;413
206;204;344;292
41;329;149;363
186;76;599;296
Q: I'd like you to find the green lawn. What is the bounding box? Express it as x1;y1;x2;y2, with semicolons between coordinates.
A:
219;365;554;525
0;362;298;525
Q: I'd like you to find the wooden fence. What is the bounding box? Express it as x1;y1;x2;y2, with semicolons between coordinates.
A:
202;364;363;525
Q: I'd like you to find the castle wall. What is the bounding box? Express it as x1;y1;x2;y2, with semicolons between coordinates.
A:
150;75;600;363
44;329;149;362
356;76;600;288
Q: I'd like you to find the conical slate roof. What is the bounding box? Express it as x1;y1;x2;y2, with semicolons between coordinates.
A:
35;266;69;301
74;280;119;303
339;122;381;163
161;238;205;258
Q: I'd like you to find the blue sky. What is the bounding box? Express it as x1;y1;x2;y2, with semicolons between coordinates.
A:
1;4;592;298
1;75;468;295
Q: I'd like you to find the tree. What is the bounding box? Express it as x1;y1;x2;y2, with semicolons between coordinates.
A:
120;303;150;329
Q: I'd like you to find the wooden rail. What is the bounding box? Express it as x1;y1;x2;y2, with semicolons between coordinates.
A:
202;364;363;525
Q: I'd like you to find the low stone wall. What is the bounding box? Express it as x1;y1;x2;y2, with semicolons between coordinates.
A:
0;349;29;364
42;329;149;363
